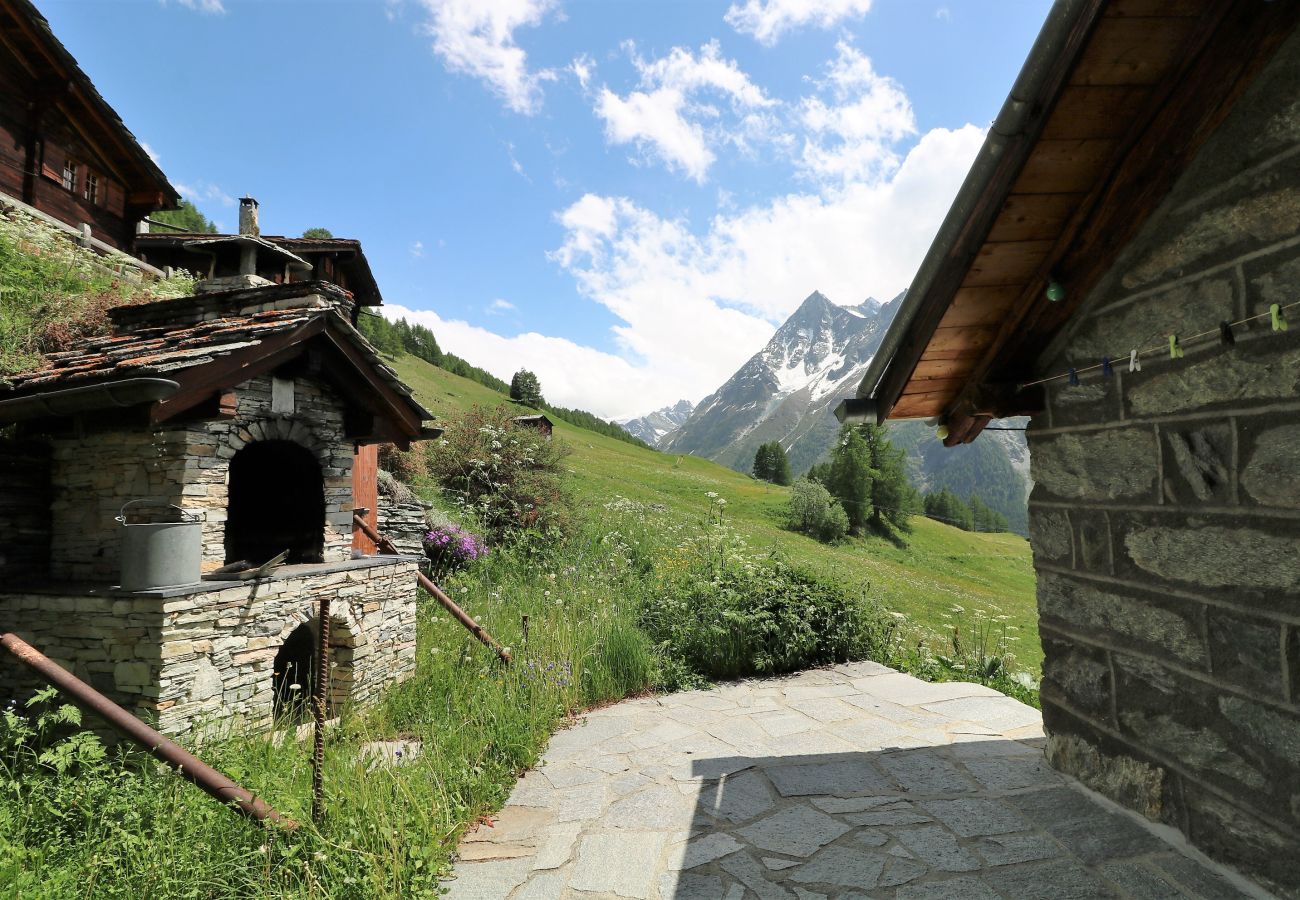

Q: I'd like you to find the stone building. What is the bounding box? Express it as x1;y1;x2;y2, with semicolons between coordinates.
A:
837;2;1300;896
0;275;436;736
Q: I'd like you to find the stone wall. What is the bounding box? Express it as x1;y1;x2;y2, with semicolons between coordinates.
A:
0;439;52;581
1027;31;1300;898
377;498;431;558
0;557;418;736
43;373;355;583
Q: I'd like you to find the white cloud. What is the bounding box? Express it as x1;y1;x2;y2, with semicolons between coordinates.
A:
392;125;983;419
416;0;558;115
505;141;529;178
797;42;916;187
487;298;516;313
410;240;425;258
726;0;873;45
141;142;160;164
594;41;775;183
383;304;683;420
935;6;952;22
174;181;236;208
162;0;226;14
569;53;594;90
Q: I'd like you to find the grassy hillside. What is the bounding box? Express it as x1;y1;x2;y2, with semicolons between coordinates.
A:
392;353;1042;672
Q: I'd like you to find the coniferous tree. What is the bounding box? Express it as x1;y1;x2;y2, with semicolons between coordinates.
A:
148;199;217;234
752;441;792;485
827;425;875;533
510;369;544;408
860;423;915;532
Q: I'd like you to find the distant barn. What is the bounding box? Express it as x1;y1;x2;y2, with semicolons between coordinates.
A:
512;414;553;439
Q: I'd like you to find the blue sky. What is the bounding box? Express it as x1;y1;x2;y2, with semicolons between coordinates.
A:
46;0;1048;419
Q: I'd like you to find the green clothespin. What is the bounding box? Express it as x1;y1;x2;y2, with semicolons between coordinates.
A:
1270;303;1288;332
1169;334;1184;359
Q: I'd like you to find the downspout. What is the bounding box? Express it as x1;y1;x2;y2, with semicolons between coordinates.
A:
851;0;1095;423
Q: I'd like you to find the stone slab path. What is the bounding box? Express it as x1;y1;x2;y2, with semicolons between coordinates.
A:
444;662;1262;899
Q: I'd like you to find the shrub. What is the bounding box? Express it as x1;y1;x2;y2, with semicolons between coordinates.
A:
642;558;896;681
787;478;849;543
423;523;488;576
427;404;571;538
378;441;429;484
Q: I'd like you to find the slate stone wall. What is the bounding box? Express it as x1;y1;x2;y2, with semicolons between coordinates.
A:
0;558;418;736
43;373;355;583
1027;31;1300;898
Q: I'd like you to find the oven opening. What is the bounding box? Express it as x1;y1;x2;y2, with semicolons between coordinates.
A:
225;439;325;565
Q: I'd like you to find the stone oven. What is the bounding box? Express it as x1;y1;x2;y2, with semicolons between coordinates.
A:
0;277;436;735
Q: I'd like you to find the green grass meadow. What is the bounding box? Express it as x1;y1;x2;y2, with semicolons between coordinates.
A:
1;353;1038;899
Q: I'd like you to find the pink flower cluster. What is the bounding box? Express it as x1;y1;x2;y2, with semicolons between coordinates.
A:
423;525;489;570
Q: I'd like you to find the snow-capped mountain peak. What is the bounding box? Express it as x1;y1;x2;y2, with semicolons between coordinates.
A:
618;399;695;446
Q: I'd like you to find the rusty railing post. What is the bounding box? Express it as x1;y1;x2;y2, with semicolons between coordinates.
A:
311;595;329;824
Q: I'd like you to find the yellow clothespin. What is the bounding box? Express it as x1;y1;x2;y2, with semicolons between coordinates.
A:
1270;303;1288;332
1169;335;1184;359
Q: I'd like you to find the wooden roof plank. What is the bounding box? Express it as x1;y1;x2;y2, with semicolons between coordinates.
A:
1011;139;1118;194
1040;85;1154;140
986;193;1080;242
937;286;1023;328
1069;16;1200;86
963;240;1054;287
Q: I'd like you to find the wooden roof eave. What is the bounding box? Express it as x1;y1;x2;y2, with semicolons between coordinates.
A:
861;0;1300;448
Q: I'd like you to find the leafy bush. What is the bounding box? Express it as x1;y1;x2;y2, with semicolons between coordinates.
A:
643;557;897;681
787;478;849;543
427;404;571;538
378;441;429;485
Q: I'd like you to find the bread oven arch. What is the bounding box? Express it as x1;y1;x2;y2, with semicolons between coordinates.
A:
271;602;364;721
223;418;334;566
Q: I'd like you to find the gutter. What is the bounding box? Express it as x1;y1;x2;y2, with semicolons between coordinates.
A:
842;0;1096;425
0;377;179;423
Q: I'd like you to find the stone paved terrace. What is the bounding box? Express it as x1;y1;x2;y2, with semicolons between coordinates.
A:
443;663;1270;900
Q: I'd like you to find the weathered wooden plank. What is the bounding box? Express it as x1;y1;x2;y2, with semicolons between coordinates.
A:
927;325;997;355
937;286;1022;329
963;241;1054;287
1040;85;1153;140
1012;139;1117;194
1070;16;1199;86
1104;0;1207;18
986;193;1079;242
913;357;978;380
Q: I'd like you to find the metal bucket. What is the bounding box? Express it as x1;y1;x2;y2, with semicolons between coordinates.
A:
116;500;202;591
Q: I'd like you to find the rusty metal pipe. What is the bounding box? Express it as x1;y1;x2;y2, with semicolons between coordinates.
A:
1;632;298;830
416;570;512;664
351;514;511;664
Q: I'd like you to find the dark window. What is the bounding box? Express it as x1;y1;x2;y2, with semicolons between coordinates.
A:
224;439;325;565
273;623;316;720
84;172;98;204
61;160;75;192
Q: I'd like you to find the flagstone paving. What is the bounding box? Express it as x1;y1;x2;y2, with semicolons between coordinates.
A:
443;662;1263;899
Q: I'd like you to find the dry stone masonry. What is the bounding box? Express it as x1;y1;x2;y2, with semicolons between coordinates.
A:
1028;29;1300;898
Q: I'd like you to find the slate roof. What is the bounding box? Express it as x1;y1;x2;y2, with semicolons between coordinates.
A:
0;294;429;422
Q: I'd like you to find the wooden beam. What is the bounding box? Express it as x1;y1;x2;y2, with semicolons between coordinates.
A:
150;320;323;423
319;322;423;438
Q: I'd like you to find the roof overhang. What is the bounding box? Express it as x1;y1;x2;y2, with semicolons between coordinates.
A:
0;0;180;209
855;0;1300;447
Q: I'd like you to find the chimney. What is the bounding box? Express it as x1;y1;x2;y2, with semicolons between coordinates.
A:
238;197;259;236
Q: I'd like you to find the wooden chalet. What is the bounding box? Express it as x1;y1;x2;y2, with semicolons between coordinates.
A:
0;0;178;250
838;1;1300;894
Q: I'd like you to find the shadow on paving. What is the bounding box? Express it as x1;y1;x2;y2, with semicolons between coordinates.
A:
660;745;1252;900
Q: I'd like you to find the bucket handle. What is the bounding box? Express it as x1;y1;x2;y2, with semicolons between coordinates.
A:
116;499;200;525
